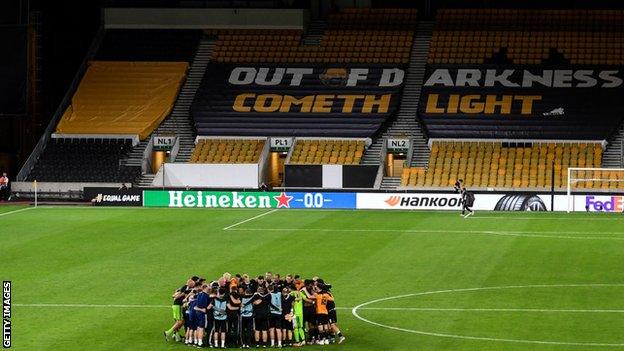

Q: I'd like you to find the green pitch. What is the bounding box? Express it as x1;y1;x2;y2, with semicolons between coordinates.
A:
2;205;624;350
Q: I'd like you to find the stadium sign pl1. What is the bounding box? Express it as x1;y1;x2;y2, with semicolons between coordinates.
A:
143;190;290;208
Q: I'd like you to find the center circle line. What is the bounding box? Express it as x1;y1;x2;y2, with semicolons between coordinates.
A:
351;283;624;347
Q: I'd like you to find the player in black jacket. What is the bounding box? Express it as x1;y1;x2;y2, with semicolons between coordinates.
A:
461;187;475;217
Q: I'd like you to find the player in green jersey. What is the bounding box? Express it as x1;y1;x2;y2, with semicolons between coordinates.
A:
290;289;306;346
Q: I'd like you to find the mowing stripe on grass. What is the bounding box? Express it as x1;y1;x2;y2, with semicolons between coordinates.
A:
0;206;34;218
352;283;624;347
226;227;624;240
223;209;279;230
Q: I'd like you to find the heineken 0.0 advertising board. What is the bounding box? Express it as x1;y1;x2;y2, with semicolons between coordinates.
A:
142;190;357;209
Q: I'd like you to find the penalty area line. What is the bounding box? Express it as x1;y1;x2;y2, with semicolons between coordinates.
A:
223;209;279;230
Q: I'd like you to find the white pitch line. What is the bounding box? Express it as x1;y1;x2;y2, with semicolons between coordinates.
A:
13;303;168;308
353;307;624;313
351;283;624;347
223;209;279;230
12;304;624;315
225;227;624;240
0;206;35;218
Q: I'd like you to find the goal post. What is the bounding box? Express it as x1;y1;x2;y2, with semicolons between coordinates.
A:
567;167;624;212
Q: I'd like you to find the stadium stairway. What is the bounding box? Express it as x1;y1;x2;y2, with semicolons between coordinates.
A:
362;21;433;191
302;19;326;45
405;21;434;168
128;38;215;187
361;21;433;169
380;176;401;190
602;123;624;168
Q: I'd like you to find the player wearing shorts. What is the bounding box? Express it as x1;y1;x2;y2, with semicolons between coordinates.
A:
326;290;345;344
313;285;333;345
240;289;255;348
291;288;306;346
213;288;228;349
280;287;294;347
184;290;198;345
252;286;271;347
193;284;213;348
301;280;317;343
164;276;198;342
268;285;283;347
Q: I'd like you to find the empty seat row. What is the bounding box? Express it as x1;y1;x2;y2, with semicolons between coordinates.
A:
430;9;624;65
189;139;266;164
216;57;407;64
289;139;365;165
209;9;415;65
26;139;140;183
401;141;603;190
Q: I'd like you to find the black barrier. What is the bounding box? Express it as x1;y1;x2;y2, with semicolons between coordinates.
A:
83;187;143;206
284;165;322;188
342;165;378;188
192;64;405;137
419;65;624;139
284;164;378;188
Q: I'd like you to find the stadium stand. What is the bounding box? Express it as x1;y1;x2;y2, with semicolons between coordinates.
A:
210;8;415;64
289;139;365;165
401;141;604;190
26;138;139;183
56;61;188;140
193;8;416;138
20;29;202;185
189;139;265;163
419;9;624;140
430;9;624;65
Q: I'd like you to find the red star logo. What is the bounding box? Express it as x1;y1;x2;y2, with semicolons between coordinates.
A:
273;192;293;208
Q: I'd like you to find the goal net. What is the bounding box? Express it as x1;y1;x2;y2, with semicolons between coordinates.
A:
567;167;624;212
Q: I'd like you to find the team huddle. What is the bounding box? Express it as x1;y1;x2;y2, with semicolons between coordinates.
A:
164;273;346;348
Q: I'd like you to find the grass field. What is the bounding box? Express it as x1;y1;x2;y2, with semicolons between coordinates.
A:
3;205;624;350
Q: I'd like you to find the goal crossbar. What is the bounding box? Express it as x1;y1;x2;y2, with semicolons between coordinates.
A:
567;167;624;212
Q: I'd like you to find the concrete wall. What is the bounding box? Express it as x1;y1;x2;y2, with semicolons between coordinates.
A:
151;163;260;188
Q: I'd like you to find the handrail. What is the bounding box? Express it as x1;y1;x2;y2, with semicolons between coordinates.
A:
16;25;106;181
373;140;387;189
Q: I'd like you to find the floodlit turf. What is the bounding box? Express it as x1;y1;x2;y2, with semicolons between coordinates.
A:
2;206;624;350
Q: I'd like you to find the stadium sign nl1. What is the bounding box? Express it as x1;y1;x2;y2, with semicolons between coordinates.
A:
142;190;357;209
